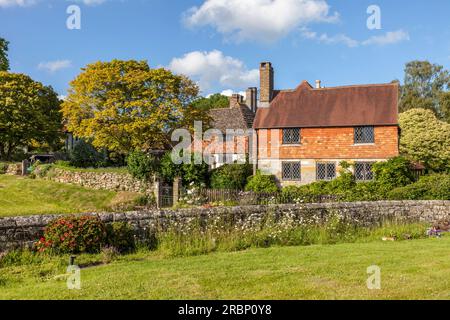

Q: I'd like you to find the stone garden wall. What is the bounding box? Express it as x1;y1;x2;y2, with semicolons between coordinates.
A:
5;163;21;175
1;201;449;251
43;167;155;195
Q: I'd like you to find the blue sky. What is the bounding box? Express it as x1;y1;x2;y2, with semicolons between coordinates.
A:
1;0;450;97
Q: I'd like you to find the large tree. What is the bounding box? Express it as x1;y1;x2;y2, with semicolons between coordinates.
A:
192;93;229;111
0;72;62;160
0;38;8;71
399;61;450;121
399;108;450;172
62;60;210;155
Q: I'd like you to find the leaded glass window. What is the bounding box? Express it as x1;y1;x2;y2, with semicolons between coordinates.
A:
354;126;375;144
355;162;374;181
282;162;301;181
317;162;337;181
282;128;301;145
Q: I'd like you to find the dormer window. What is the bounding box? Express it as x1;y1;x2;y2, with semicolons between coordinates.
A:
354;126;374;144
282;128;301;145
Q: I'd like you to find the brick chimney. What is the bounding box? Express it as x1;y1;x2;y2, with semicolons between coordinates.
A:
229;93;244;108
246;87;258;113
259;62;274;107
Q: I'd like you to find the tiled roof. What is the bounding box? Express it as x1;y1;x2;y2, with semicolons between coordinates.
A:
254;81;399;129
209;105;255;132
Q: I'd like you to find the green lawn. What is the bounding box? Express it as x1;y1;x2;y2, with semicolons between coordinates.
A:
1;237;449;300
0;175;141;217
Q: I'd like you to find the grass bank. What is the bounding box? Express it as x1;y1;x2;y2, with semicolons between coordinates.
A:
0;175;141;217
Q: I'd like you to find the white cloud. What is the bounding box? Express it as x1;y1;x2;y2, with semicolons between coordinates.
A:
184;0;339;43
38;59;72;73
301;28;409;48
301;29;358;47
0;0;36;7
362;29;410;46
219;89;246;97
168;50;258;92
70;0;107;6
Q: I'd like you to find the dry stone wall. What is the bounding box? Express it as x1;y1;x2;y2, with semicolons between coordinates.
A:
5;163;21;175
1;201;449;252
44;167;154;194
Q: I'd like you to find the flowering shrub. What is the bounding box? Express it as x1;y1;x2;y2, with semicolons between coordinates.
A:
35;216;107;254
178;182;208;206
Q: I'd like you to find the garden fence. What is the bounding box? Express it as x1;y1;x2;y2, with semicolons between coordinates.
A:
189;189;341;206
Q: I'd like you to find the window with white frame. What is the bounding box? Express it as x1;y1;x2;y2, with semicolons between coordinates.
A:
316;162;337;181
282;162;301;181
282;128;301;145
354;162;374;181
354;126;375;144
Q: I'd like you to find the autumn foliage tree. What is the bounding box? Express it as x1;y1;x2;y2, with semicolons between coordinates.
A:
0;72;62;160
62;60;210;155
399;108;450;171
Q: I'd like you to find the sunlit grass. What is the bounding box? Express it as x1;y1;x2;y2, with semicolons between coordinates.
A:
0;236;449;300
0;175;141;217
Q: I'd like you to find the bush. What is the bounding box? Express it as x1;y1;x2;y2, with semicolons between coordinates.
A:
30;163;53;179
341;181;383;202
373;157;415;194
245;170;279;193
0;162;8;174
54;160;71;168
70;140;105;168
106;222;136;253
281;181;334;203
126;151;158;182
34;216;107;254
210;163;253;190
388;174;450;200
278;158;429;203
399;109;450;172
159;152;209;186
133;194;156;207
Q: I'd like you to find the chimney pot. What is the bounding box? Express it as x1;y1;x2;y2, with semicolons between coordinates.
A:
246;87;258;113
315;80;322;89
230;93;244;108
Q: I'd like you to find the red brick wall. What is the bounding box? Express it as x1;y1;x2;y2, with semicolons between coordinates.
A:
200;135;250;155
257;126;399;159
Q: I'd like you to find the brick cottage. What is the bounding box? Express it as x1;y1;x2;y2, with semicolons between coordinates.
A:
201;61;399;185
251;62;400;186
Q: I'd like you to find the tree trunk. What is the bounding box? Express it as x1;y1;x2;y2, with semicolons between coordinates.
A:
5;142;15;161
